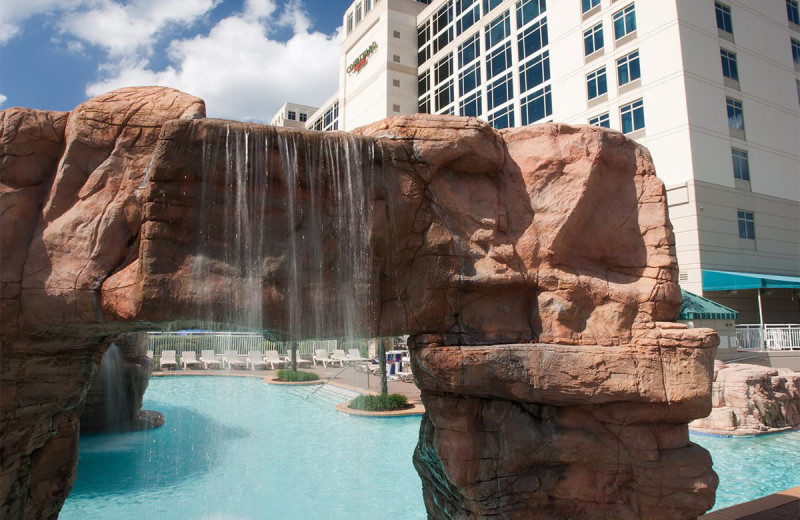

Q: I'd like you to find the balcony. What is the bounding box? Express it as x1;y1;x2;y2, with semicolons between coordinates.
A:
735;324;800;351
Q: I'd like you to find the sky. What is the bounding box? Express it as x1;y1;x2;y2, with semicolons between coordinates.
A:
0;0;353;122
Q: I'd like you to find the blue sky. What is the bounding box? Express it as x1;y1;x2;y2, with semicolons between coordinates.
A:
1;0;352;122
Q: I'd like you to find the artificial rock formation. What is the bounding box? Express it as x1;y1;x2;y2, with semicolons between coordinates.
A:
1;87;718;519
690;361;800;435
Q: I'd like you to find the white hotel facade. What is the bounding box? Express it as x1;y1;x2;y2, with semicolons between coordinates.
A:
276;0;800;344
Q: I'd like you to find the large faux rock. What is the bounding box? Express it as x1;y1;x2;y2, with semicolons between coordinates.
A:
1;89;717;520
690;361;800;435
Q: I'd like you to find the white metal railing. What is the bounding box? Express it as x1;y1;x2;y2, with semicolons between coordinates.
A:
735;324;800;350
145;331;343;358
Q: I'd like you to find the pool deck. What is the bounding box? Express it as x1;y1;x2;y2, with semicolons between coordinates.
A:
700;487;800;520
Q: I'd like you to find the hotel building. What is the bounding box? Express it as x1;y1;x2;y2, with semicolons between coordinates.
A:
274;0;800;347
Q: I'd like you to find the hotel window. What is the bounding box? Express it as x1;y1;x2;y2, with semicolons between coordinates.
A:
419;70;430;96
715;2;733;34
617;50;640;85
299;113;307;122
484;0;503;15
459;62;481;94
584;23;603;56
347;13;354;33
489;105;514;129
520;50;550;93
517;0;545;28
518;18;548;60
586;67;607;100
788;0;800;25
457;0;481;35
486;10;511;50
356;2;363;23
620;98;645;133
792;38;800;66
366;0;373;11
726;97;744;130
432;3;453;54
720;48;738;80
589;112;610;128
418;21;431;64
458;33;480;67
521;85;552;125
731;148;750;181
487;42;512;78
287;111;296;120
435;55;453;84
613;4;636;40
419;95;431;113
436;80;454;111
487;72;514;110
737;210;755;239
582;0;600;14
459;91;482;117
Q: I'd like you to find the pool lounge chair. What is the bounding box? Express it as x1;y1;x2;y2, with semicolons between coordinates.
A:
222;350;247;370
313;349;334;367
346;349;369;364
262;350;285;370
330;349;348;367
181;351;203;370
246;351;270;371
283;352;312;367
200;350;222;369
159;350;178;370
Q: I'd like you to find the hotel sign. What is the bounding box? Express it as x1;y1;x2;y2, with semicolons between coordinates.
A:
347;42;378;75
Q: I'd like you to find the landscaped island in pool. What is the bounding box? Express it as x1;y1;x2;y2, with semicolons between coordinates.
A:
61;377;799;519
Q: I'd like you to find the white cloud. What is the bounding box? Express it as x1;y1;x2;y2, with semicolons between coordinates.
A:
0;94;7;107
85;2;342;123
0;0;81;43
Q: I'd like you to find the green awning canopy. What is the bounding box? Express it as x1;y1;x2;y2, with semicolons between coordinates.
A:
701;269;800;292
678;289;738;321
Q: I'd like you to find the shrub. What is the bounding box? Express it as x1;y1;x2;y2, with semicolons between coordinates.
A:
348;393;409;412
276;370;319;382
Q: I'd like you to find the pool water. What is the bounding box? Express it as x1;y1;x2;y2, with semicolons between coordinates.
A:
61;377;800;518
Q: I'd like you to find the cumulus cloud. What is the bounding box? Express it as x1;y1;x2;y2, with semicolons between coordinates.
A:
0;94;8;107
85;1;342;122
0;0;80;43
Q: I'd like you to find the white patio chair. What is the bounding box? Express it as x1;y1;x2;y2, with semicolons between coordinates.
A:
223;350;247;370
200;350;222;369
181;351;203;370
330;349;348;367
246;351;270;371
346;348;369;364
159;350;178;370
313;349;333;367
262;350;285;370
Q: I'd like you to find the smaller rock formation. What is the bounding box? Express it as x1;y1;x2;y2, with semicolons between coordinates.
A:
690;361;800;435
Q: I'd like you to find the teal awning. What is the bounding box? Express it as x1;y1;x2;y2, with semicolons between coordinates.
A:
702;270;800;292
678;289;738;320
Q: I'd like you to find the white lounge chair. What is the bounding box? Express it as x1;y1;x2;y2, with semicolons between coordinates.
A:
246;351;270;371
181;351;203;370
283;352;312;367
347;348;369;364
146;350;154;359
159;350;178;370
262;350;284;370
200;350;222;369
313;349;334;367
330;349;348;367
223;350;247;370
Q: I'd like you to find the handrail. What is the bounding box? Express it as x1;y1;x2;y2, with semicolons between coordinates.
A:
735;324;800;351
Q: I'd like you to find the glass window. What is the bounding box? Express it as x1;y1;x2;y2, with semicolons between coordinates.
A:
347;13;354;33
436;80;454;111
299;113;307;122
484;0;503;15
434;27;453;53
287;111;296;120
737;210;755;239
726;97;744;130
715;2;733;33
459;62;481;94
520;50;550;93
589;112;610;128
620;98;645;133
458;33;481;67
457;3;480;34
418;20;430;47
518;18;548;59
419;69;431;96
720;49;738;80
586;67;607;99
731;148;750;181
487;72;514;110
584;22;603;56
457;0;476;15
459;91;482;117
488;105;514;129
792;39;800;65
433;3;452;33
419;46;431;64
486;10;511;49
521;85;552;125
788;0;799;24
435;54;453;85
582;0;600;14
617;50;641;85
516;0;545;28
356;2;363;23
419;95;431;114
487;42;512;78
613;4;636;40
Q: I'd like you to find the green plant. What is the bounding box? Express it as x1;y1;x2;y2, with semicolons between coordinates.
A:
348;393;409;412
276;369;319;382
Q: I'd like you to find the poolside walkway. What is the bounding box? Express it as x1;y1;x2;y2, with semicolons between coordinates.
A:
699;487;800;520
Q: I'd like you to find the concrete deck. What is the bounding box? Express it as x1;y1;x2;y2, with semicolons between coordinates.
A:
700;487;800;520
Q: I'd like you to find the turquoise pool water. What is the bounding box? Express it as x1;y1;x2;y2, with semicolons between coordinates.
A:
61;377;799;518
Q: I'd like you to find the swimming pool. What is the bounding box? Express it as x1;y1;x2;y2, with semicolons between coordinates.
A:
61;377;799;518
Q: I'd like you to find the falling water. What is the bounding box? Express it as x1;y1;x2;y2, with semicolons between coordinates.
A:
84;344;134;433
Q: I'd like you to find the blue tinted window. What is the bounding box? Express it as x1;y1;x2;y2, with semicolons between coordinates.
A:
737;210;755;239
459;91;482;117
715;2;733;33
516;0;545;27
731;148;750;181
521;85;552;125
613;4;636;39
726;97;744;130
458;33;481;67
586;67;607;99
520;51;550;93
518;18;548;59
459;62;481;94
589;113;610;128
486;10;511;49
488;105;514;129
617;50;640;85
487;42;512;78
720;49;738;80
620;98;645;133
584;23;603;56
487;72;513;109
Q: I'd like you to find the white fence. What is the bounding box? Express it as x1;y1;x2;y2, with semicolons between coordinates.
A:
146;332;342;358
735;324;800;350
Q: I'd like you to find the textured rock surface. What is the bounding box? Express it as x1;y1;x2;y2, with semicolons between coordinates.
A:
690;361;800;435
1;90;717;519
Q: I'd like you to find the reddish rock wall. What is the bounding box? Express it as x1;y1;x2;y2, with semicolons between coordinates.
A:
1;88;717;519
